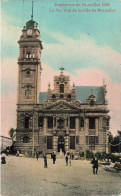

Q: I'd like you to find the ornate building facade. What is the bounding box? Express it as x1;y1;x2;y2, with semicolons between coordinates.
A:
15;17;110;154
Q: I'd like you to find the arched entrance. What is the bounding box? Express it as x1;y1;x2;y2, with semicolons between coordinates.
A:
58;136;65;152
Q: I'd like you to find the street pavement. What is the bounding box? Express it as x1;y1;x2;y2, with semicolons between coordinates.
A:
1;155;121;196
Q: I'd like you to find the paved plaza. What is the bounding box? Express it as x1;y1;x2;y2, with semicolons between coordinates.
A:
1;155;121;196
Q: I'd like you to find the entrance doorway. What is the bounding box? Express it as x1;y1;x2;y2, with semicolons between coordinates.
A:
58;136;65;152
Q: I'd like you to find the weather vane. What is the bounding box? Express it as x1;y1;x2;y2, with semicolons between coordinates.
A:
31;1;34;20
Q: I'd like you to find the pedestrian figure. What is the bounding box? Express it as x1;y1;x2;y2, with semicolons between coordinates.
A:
43;153;47;168
65;154;68;166
94;157;98;174
36;151;39;161
91;157;98;174
64;150;66;156
91;157;95;174
1;153;6;164
52;152;56;164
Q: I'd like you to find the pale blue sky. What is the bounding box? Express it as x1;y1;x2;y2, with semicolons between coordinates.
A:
1;0;121;83
1;0;121;136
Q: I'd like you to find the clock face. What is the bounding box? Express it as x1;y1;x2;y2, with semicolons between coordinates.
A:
27;29;33;35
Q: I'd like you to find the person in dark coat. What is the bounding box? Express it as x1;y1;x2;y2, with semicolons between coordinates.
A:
94;158;98;174
1;153;6;164
43;153;47;168
91;157;98;174
91;157;95;174
36;152;39;161
65;154;68;166
52;152;56;164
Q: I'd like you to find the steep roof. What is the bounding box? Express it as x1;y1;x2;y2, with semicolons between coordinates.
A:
75;86;105;104
39;86;105;104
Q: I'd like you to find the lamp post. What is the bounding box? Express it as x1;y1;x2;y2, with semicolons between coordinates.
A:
31;105;35;156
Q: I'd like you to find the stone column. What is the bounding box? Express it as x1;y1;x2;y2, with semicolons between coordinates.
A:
66;116;69;135
85;117;88;136
64;135;69;152
95;118;99;136
43;117;47;135
53;136;58;152
76;117;79;135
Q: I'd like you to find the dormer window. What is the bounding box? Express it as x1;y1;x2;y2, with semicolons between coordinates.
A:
60;84;64;93
68;94;71;98
90;100;95;106
52;94;56;99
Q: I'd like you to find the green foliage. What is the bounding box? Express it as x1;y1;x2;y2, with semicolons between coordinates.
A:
86;150;94;159
8;128;15;138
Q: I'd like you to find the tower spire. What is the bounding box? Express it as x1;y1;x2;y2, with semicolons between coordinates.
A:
31;1;34;21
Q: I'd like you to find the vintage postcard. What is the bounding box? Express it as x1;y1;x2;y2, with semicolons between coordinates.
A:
1;0;121;195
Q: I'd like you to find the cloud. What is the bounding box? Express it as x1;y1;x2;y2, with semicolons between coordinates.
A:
42;31;121;83
1;58;17;95
1;93;17;137
1;20;21;47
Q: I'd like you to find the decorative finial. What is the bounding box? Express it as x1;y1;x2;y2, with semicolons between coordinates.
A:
48;83;50;89
91;89;93;94
72;83;75;90
31;1;34;21
103;79;105;86
59;67;65;74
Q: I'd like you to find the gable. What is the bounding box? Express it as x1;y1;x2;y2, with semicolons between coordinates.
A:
43;101;80;112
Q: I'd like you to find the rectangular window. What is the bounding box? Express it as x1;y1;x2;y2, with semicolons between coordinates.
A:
70;117;75;129
60;84;64;93
70;136;75;149
76;136;79;144
86;136;98;145
38;117;43;127
47;136;53;149
89;117;95;129
25;116;30;128
48;117;53;128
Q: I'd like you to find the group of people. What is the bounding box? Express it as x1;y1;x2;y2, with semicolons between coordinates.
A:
1;149;99;174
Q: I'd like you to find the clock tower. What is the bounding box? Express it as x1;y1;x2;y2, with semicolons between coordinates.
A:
17;18;43;104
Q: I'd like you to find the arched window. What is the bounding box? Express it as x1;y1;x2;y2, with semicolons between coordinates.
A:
25;88;31;99
68;94;71;98
60;94;64;98
60;84;64;93
23;136;30;143
25;116;30;128
26;53;31;58
80;118;84;127
52;94;56;99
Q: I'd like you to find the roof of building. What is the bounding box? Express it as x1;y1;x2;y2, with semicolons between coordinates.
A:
39;86;105;104
26;20;38;29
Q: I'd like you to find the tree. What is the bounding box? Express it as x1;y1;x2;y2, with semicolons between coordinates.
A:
8;128;15;138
